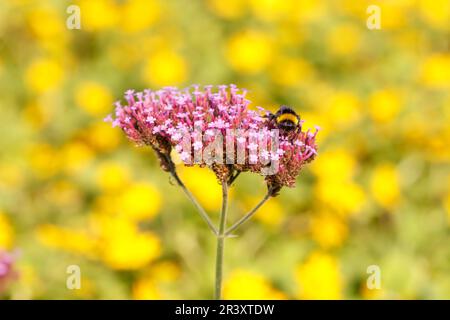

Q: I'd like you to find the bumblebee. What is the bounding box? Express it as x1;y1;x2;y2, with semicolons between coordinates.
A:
267;105;301;132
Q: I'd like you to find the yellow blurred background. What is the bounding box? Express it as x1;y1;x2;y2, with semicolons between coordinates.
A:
0;0;449;299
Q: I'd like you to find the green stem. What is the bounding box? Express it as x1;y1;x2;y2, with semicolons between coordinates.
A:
214;182;228;300
164;153;218;236
225;191;272;236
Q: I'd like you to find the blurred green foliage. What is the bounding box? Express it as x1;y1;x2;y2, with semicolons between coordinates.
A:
0;0;449;299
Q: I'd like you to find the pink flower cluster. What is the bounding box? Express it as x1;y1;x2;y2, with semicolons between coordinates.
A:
0;250;17;294
265;126;319;192
107;85;318;193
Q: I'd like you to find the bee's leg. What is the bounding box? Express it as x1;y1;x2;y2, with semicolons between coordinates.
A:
262;112;274;120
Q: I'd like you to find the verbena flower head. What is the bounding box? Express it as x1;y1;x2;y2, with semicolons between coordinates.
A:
107;85;319;194
0;250;17;293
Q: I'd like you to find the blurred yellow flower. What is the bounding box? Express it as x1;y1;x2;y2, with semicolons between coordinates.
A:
311;149;357;182
72;277;96;299
270;57;314;87
37;224;97;258
445;192;450;224
93;194;118;216
315;179;366;216
25;58;63;93
95;162;131;192
399;112;428;146
61;141;94;175
207;0;246;19
418;0;450;30
95;215;161;270
324;91;362;128
117;182;162;221
149;261;181;283
0;211;14;249
132;261;180;299
370;163;401;210
179;166;223;211
430;138;450;163
339;0;365;18
310;213;348;248
247;196;284;228
300;111;328;143
295;251;342;299
75;81;113;116
377;1;411;30
291;0;326;24
223;269;286;299
361;283;384;300
420;54;450;89
143;49;188;87
27;7;65;41
394;29;426;52
22;101;52;130
85;122;121;152
0;163;24;189
327;23;361;56
369;89;403;124
121;0;160;33
78;0;119;32
226;30;273;74
248;0;294;22
28;143;61;179
132;277;161;299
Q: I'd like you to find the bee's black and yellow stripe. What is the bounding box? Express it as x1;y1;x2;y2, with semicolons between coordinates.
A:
276;112;299;126
274;106;300;131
